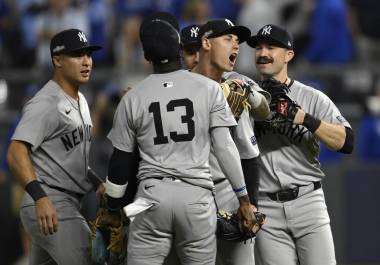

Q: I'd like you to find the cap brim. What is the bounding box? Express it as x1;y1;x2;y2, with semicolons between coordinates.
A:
182;42;201;52
71;45;102;52
247;36;289;49
55;45;102;55
181;39;200;47
217;26;251;43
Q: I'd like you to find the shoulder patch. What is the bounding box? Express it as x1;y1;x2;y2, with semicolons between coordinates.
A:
250;135;257;145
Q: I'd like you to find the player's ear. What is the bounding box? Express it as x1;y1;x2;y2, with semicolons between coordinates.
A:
284;50;294;64
202;37;211;51
52;55;62;68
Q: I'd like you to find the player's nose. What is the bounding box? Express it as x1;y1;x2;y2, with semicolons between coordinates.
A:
82;54;92;66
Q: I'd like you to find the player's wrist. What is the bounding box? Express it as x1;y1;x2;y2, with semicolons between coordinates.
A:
237;194;250;205
234;186;248;198
25;180;47;201
302;113;321;133
249;90;262;109
105;177;127;198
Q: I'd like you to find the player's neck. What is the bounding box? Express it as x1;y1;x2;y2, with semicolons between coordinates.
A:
153;59;182;74
192;60;223;83
52;74;79;100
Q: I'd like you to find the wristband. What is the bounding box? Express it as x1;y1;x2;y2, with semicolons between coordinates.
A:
25;180;47;201
303;113;321;133
105;177;127;198
233;186;248;198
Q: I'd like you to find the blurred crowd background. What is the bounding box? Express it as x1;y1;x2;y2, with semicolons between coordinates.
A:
0;0;379;264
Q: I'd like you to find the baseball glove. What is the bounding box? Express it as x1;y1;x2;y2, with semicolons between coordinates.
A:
216;210;266;242
260;78;299;128
90;201;129;265
220;79;251;120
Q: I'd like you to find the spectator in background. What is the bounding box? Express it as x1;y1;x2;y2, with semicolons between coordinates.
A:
155;0;185;18
179;0;210;28
87;0;113;65
15;0;49;67
0;0;10;67
1;0;30;68
348;0;380;62
35;0;89;69
301;0;354;64
358;82;380;161
236;0;311;74
0;84;38;265
113;0;155;71
210;0;239;22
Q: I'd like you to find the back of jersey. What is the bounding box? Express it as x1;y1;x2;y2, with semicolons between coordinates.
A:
108;70;236;189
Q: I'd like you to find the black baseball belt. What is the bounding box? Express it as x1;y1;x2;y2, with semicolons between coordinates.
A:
265;181;322;202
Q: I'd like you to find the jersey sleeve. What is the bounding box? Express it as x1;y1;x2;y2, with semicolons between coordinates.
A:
209;83;237;128
11;98;59;151
223;71;271;103
312;90;351;128
107;93;136;152
232;111;260;159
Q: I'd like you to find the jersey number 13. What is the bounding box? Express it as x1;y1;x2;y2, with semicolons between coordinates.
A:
149;99;195;145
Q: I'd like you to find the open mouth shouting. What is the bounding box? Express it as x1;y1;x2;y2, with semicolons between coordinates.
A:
229;52;238;67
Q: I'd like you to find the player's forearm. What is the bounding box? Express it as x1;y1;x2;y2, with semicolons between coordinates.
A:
106;148;139;209
241;158;260;207
295;110;353;152
7;140;47;201
314;121;346;150
211;127;248;198
7;140;38;186
249;91;270;121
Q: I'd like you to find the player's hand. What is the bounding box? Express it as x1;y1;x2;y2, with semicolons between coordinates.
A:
237;196;255;233
95;183;106;203
35;197;58;236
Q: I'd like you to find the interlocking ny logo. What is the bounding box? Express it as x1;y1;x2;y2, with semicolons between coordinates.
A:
225;19;234;27
261;25;272;35
78;31;87;42
190;26;199;38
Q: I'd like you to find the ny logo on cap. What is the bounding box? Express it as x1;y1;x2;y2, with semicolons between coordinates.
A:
225;19;234;27
78;31;87;43
261;25;272;35
190;26;199;38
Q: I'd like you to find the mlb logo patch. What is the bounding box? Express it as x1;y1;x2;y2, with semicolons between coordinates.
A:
163;82;173;88
250;135;257;145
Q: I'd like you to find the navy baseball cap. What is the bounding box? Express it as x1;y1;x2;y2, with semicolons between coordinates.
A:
181;24;201;47
50;29;101;56
247;24;293;50
140;12;181;63
199;19;251;43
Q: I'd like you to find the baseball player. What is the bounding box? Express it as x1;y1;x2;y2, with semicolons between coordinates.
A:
246;24;354;265
187;19;270;265
180;24;201;69
103;12;255;265
6;29;104;264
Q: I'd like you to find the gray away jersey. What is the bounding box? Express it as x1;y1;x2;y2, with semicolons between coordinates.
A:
108;70;236;190
210;72;261;183
223;71;271;103
12;80;93;194
254;80;351;192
